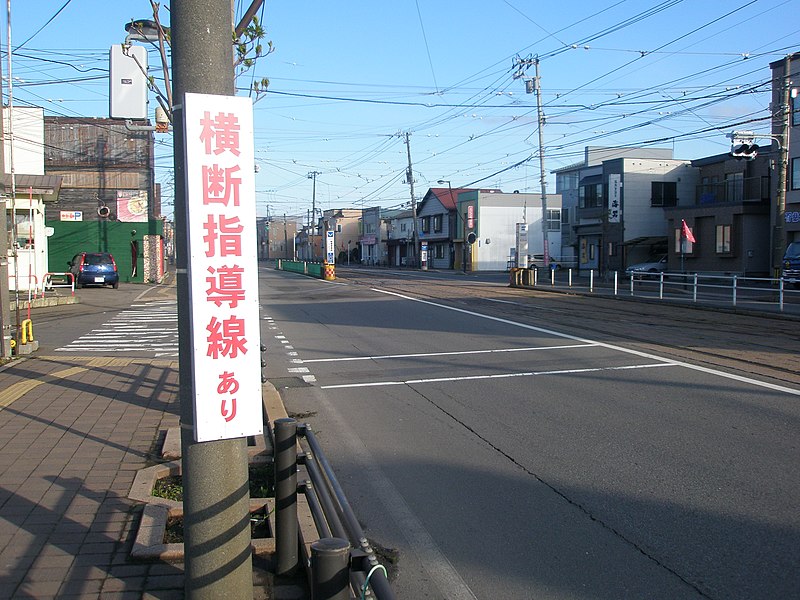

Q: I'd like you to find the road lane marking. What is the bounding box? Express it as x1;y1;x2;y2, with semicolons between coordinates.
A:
372;288;800;397
302;343;597;364
320;362;674;389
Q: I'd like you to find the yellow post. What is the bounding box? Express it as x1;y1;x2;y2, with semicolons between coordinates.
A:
20;319;33;345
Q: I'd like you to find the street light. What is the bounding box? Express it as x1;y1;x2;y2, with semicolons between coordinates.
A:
438;180;469;273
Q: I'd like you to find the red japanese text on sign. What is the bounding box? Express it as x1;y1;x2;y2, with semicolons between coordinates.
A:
185;93;262;443
200;111;241;156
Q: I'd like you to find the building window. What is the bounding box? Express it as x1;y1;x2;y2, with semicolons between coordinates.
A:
556;172;579;192
716;224;731;253
675;227;693;253
792;157;800;191
724;172;744;202
433;214;443;233
579;183;604;208
434;243;444;259
546;209;561;231
401;222;407;232
792;95;800;127
421;216;430;233
336;224;342;233
651;182;677;207
561;208;570;225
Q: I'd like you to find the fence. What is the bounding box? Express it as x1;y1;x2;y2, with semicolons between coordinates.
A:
276;260;325;279
510;267;800;315
274;418;395;600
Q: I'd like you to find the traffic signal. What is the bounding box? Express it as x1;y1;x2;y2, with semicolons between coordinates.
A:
731;142;759;160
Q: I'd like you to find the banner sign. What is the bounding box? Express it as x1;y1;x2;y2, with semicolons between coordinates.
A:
608;174;621;223
183;92;263;442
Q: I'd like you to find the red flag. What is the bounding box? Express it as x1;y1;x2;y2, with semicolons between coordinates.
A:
681;219;696;244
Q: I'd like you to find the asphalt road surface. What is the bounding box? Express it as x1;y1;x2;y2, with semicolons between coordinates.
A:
260;266;800;600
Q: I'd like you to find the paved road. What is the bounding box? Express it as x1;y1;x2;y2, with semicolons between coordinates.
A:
29;283;178;357
261;266;800;600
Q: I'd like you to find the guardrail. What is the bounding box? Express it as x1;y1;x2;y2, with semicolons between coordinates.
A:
43;272;75;296
510;267;800;314
274;418;395;600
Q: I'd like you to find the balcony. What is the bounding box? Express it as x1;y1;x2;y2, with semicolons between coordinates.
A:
695;176;769;205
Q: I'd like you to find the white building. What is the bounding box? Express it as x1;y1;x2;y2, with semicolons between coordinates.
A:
455;190;562;271
2;107;61;292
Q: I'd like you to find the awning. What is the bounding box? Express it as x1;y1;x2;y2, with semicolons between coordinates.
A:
0;174;62;201
623;236;667;246
579;174;602;186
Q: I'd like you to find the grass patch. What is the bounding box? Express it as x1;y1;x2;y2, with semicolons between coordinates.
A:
164;505;272;543
153;463;275;503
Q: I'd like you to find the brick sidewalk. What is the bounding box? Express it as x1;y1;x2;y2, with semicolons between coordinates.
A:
0;355;199;599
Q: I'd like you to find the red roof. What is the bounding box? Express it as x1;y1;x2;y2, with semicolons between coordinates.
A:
428;187;501;211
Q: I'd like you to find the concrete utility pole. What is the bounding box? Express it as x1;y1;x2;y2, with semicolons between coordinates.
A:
171;1;253;597
533;59;550;267
514;55;550;266
403;132;420;268
0;43;11;358
308;171;320;231
773;55;792;274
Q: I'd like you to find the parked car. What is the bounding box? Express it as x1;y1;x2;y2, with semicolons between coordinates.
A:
625;255;667;277
527;254;561;270
782;242;800;288
69;252;120;289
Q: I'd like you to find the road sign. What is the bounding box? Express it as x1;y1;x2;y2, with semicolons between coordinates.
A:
326;230;335;263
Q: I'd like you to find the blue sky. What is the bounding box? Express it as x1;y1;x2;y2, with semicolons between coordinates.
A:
4;0;798;221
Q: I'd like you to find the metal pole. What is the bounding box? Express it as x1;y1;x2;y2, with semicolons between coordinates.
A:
0;195;10;357
0;52;11;357
274;418;299;576
311;538;351;600
171;1;253;597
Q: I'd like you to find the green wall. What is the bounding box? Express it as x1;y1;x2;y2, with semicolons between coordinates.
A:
46;219;163;284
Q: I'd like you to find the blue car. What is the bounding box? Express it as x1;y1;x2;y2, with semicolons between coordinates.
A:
69;252;120;289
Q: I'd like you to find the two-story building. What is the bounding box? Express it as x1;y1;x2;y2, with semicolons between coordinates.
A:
386;209;415;267
554;146;696;273
2;107;62;292
322;208;361;264
455;190;562;272
665;152;772;275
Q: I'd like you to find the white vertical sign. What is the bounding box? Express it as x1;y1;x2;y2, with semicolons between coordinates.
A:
515;223;528;267
183;93;263;442
326;230;335;263
608;173;621;223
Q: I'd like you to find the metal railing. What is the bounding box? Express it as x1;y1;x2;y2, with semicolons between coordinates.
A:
510;267;800;315
43;272;75;296
274;418;395;600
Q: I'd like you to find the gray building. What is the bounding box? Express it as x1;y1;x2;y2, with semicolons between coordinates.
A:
555;147;696;273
